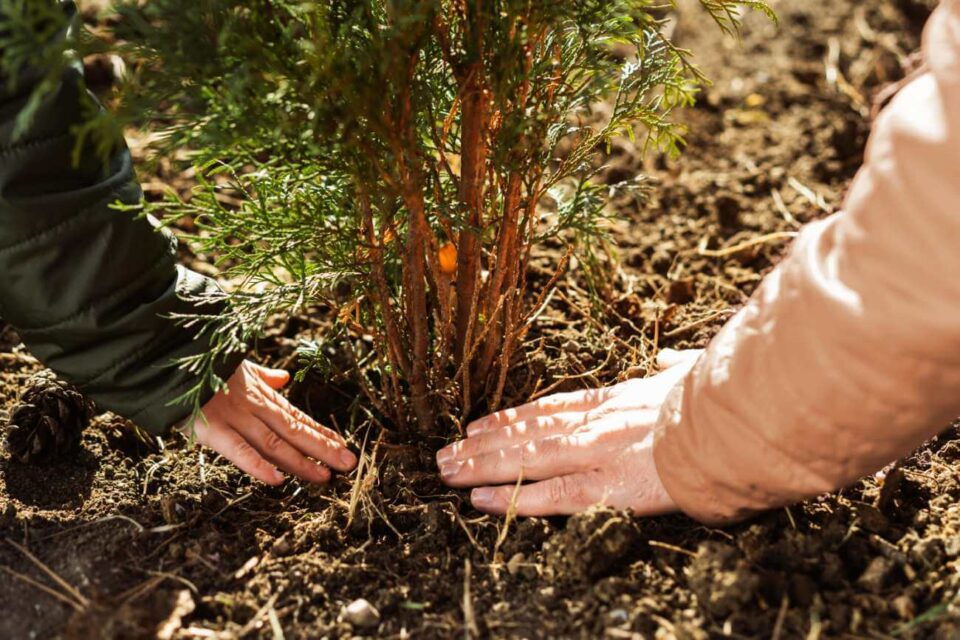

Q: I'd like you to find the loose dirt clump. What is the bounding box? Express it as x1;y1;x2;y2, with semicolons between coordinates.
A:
686;542;761;619
544;507;642;582
3;0;959;638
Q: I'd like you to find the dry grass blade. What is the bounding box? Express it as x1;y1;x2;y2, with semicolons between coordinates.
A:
697;231;798;258
147;570;199;594
806;604;822;640
771;594;790;640
239;593;280;638
268;606;285;640
40;514;145;541
0;565;85;611
116;574;166;605
5;538;90;608
662;309;734;338
771;188;799;227
784;506;797;530
0;352;38;364
346;426;376;530
451;509;486;561
787;177;831;212
647;540;697;558
528;348;615;401
492;472;524;563
463;558;479;639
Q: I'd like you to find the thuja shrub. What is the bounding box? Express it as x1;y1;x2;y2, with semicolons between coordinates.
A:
2;0;771;432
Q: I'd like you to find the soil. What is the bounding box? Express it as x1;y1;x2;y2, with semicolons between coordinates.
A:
2;0;958;638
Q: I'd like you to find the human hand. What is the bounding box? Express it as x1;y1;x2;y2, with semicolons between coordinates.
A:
179;360;357;485
436;349;702;516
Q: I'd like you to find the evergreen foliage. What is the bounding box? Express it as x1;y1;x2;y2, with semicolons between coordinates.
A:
1;0;773;432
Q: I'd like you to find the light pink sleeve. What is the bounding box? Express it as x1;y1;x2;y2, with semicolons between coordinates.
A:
652;0;960;524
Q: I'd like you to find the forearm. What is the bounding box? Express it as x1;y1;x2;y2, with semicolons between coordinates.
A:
653;0;960;524
0;1;243;433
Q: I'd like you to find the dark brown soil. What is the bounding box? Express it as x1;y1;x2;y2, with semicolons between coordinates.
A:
3;0;958;638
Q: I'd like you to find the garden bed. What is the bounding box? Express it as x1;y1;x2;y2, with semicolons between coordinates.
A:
3;0;958;637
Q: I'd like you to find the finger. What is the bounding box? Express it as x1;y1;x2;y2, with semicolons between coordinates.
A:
440;433;596;487
229;409;333;484
253;364;292;390
656;348;702;371
193;417;285;486
441;414;647;487
470;439;674;517
439;409;614;465
251;375;349;448
249;379;357;472
469;471;607;516
466;387;616;436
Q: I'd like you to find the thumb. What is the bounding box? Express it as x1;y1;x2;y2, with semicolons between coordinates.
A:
656;348;702;371
254;364;291;390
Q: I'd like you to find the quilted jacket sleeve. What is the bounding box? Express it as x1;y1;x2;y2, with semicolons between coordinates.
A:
0;1;243;433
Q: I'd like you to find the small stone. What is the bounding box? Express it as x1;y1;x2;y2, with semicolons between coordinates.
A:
892;595;915;620
666;279;695;305
857;556;895;593
561;340;581;355
270;534;292;557
507;553;526;576
343;598;381;629
944;536;960;558
606;608;630;626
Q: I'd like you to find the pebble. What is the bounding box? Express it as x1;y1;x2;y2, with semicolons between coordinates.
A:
538;586;556;603
606;608;630;625
343;598;381;629
270;534;292;557
507;553;526;576
857;556;895;593
892;594;915;620
561;339;581;354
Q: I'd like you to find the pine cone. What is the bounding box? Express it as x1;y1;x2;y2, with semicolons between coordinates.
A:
4;371;96;463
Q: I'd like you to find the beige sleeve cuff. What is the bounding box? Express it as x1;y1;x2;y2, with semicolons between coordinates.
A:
652;0;960;525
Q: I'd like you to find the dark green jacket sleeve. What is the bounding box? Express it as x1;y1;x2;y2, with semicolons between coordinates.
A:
0;3;244;434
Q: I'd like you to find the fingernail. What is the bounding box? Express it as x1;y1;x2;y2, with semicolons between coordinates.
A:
471;487;496;507
440;460;463;480
272;469;285;484
339;449;358;470
436;446;455;465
